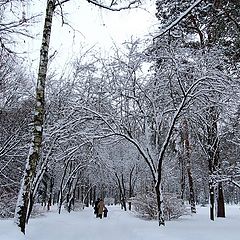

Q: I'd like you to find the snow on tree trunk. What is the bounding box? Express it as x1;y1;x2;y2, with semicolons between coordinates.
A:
155;181;165;226
209;180;215;221
58;159;70;214
14;0;56;234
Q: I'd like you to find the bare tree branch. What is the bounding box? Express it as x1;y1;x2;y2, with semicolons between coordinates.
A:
86;0;140;11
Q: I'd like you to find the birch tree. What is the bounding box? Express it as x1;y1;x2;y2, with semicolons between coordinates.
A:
14;0;141;233
14;1;56;234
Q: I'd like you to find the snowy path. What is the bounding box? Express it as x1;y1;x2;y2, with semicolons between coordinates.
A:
0;205;240;240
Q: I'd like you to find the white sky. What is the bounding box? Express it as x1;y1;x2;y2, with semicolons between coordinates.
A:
21;0;158;74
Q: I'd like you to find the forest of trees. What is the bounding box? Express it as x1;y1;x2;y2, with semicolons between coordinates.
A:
0;0;240;234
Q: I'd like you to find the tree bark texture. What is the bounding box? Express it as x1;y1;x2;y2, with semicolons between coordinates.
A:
14;0;56;233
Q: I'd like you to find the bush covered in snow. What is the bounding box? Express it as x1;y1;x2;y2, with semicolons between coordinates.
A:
163;192;187;220
132;191;187;220
131;192;158;219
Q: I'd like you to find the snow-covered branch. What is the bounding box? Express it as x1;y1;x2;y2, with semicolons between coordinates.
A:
154;0;204;39
86;0;140;12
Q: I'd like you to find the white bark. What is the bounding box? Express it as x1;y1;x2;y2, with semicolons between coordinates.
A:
14;0;56;234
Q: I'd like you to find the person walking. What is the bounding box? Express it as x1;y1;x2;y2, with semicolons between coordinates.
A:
94;198;100;218
97;199;105;219
103;206;108;218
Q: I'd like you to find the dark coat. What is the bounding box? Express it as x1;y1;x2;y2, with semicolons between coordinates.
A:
103;207;108;217
94;199;100;214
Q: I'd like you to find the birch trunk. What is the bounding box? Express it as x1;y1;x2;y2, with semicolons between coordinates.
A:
14;0;56;234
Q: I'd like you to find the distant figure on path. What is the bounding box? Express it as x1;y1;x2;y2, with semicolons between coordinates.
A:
97;199;105;219
94;198;100;218
103;207;108;218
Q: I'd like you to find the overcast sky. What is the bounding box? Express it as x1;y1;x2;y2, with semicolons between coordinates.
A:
20;0;157;74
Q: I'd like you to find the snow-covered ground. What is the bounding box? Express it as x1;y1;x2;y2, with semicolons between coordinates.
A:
0;205;239;240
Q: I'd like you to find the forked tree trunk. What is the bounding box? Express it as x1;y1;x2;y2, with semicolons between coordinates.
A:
58;159;70;214
14;1;56;233
115;172;127;211
207;106;224;221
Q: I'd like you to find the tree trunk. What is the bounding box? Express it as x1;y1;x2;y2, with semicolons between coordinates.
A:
207;106;220;221
187;167;196;214
217;182;225;217
182;119;196;213
58;159;70;214
92;186;96;205
47;176;54;210
26;192;34;223
121;173;127;211
209;179;215;221
179;154;186;201
115;172;127;211
128;165;135;211
155;182;165;226
14;0;56;234
89;186;93;207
